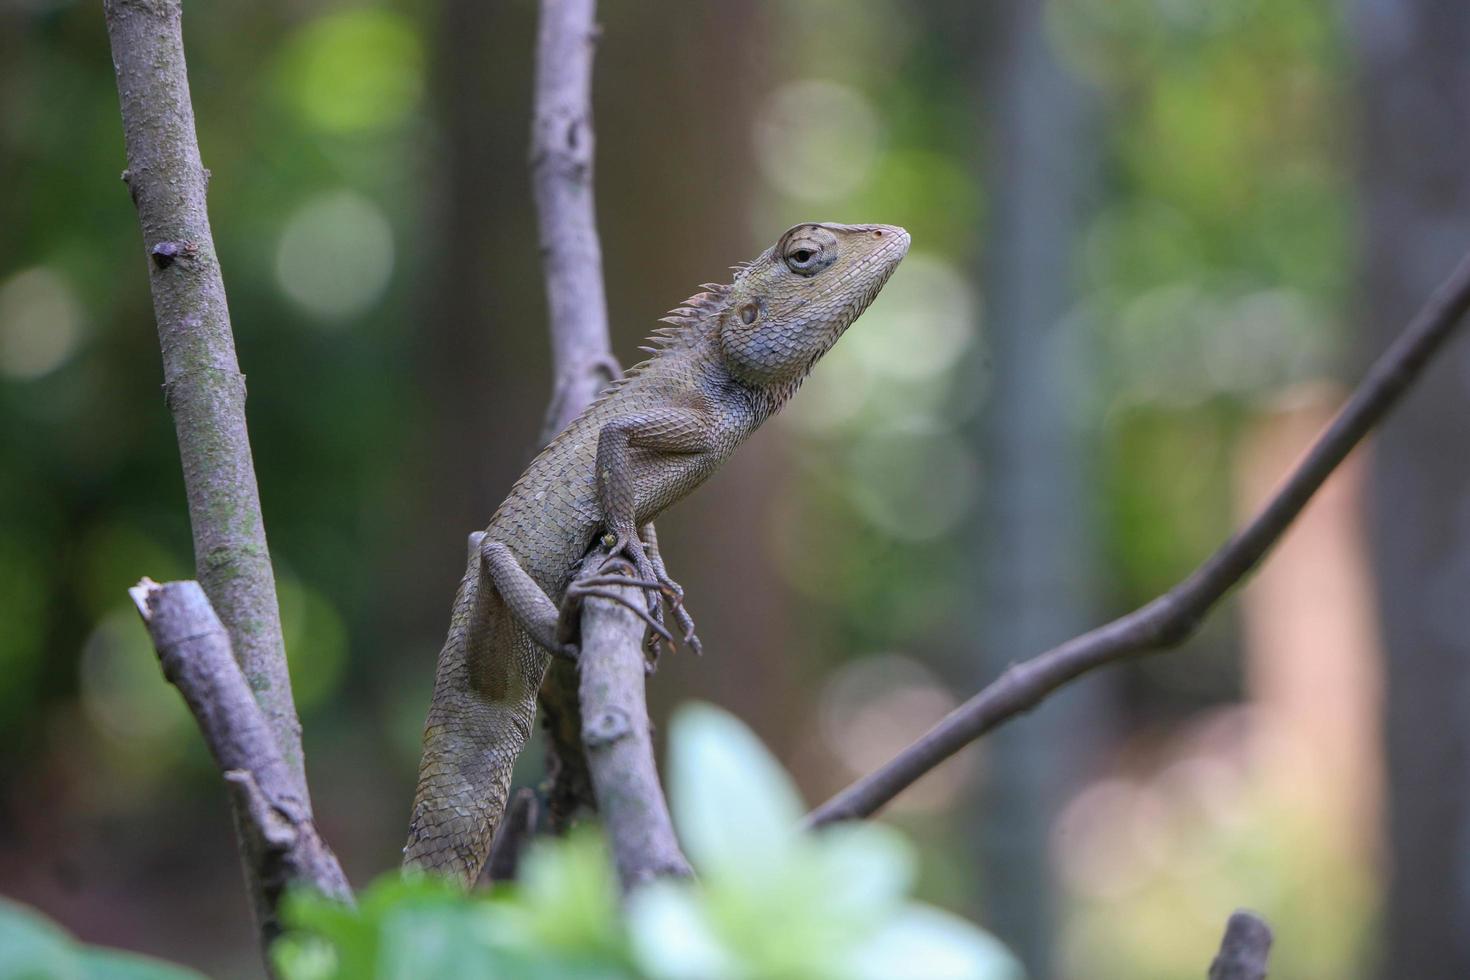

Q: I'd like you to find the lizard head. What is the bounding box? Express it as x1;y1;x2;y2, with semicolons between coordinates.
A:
719;222;910;391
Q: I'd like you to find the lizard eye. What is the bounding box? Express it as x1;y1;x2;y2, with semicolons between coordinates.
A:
785;244;822;275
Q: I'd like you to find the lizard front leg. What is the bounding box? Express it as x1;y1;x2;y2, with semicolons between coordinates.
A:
479;535;672;654
566;409;712;651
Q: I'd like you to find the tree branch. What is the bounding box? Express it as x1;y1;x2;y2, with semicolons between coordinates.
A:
105;0;324;960
1209;910;1273;980
526;0;638;835
128;580;351;952
103;0;306;798
486;788;540;882
807;245;1470;828
574;567;694;890
532;0;619;439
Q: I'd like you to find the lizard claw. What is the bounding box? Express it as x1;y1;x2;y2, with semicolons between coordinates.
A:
588;530;703;657
643;555;701;656
562;556;677;649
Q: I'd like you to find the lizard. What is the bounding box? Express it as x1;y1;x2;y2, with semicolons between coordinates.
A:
404;221;910;886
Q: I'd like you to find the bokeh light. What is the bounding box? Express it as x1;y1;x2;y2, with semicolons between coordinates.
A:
818;654;970;813
278;576;348;711
275;190;395;322
274;9;425;135
0;266;85;380
79;609;191;748
845;423;978;542
755;80;882;202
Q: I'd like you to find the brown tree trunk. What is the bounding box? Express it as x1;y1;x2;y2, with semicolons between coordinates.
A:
966;2;1103;974
1355;2;1470;976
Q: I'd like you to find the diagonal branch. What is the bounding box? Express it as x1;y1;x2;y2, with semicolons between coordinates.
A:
103;0;306;799
104;0;323;959
129;580;351;951
807;245;1470;828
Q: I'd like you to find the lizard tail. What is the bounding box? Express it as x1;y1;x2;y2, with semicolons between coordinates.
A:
403;565;545;886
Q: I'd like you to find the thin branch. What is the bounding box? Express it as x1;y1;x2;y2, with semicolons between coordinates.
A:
486;788;540;882
105;0;321;959
574;565;694;890
532;0;619;441
129;580;351;953
1209;910;1273;980
527;0;634;835
103;0;306;796
807;245;1470;828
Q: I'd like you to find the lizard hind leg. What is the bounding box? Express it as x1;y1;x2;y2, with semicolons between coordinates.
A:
480;536;675;652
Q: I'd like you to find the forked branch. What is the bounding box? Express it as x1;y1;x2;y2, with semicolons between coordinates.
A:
807;246;1470;827
129;580;351;946
104;0;322;959
103;0;304;792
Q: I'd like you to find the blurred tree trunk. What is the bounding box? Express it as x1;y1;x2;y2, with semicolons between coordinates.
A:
399;0;771;808
1355;2;1470;976
400;0;545;654
964;3;1103;975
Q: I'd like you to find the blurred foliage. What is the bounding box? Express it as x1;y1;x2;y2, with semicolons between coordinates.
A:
0;898;204;980
0;0;1374;974
273;705;1020;980
1056;711;1376;978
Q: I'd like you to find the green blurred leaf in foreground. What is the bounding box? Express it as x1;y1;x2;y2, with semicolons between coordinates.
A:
0;898;205;980
275;703;1023;980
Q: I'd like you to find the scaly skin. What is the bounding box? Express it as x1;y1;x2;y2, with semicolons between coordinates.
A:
404;222;910;884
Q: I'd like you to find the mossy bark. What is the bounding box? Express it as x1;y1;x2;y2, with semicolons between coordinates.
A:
103;0;305;794
104;3;314;961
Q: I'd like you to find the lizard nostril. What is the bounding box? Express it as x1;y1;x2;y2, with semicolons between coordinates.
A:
872;230;884;238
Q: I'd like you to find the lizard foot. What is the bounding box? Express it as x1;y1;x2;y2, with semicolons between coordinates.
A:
595;531;666;618
562;559;675;649
593;531;701;658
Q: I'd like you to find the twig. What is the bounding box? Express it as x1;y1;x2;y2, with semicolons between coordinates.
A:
1209;910;1273;980
574;565;694;890
103;0;305;796
531;0;618;440
807;246;1470;827
526;0;636;835
486;788;540;882
129;580;351;951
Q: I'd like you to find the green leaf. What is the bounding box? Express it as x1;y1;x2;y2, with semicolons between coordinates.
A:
666;703;804;879
0;898;79;980
77;949;207;980
376;901;499;980
0;898;206;980
626;881;737;980
842;905;1024;980
803;822;915;924
504;830;624;955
